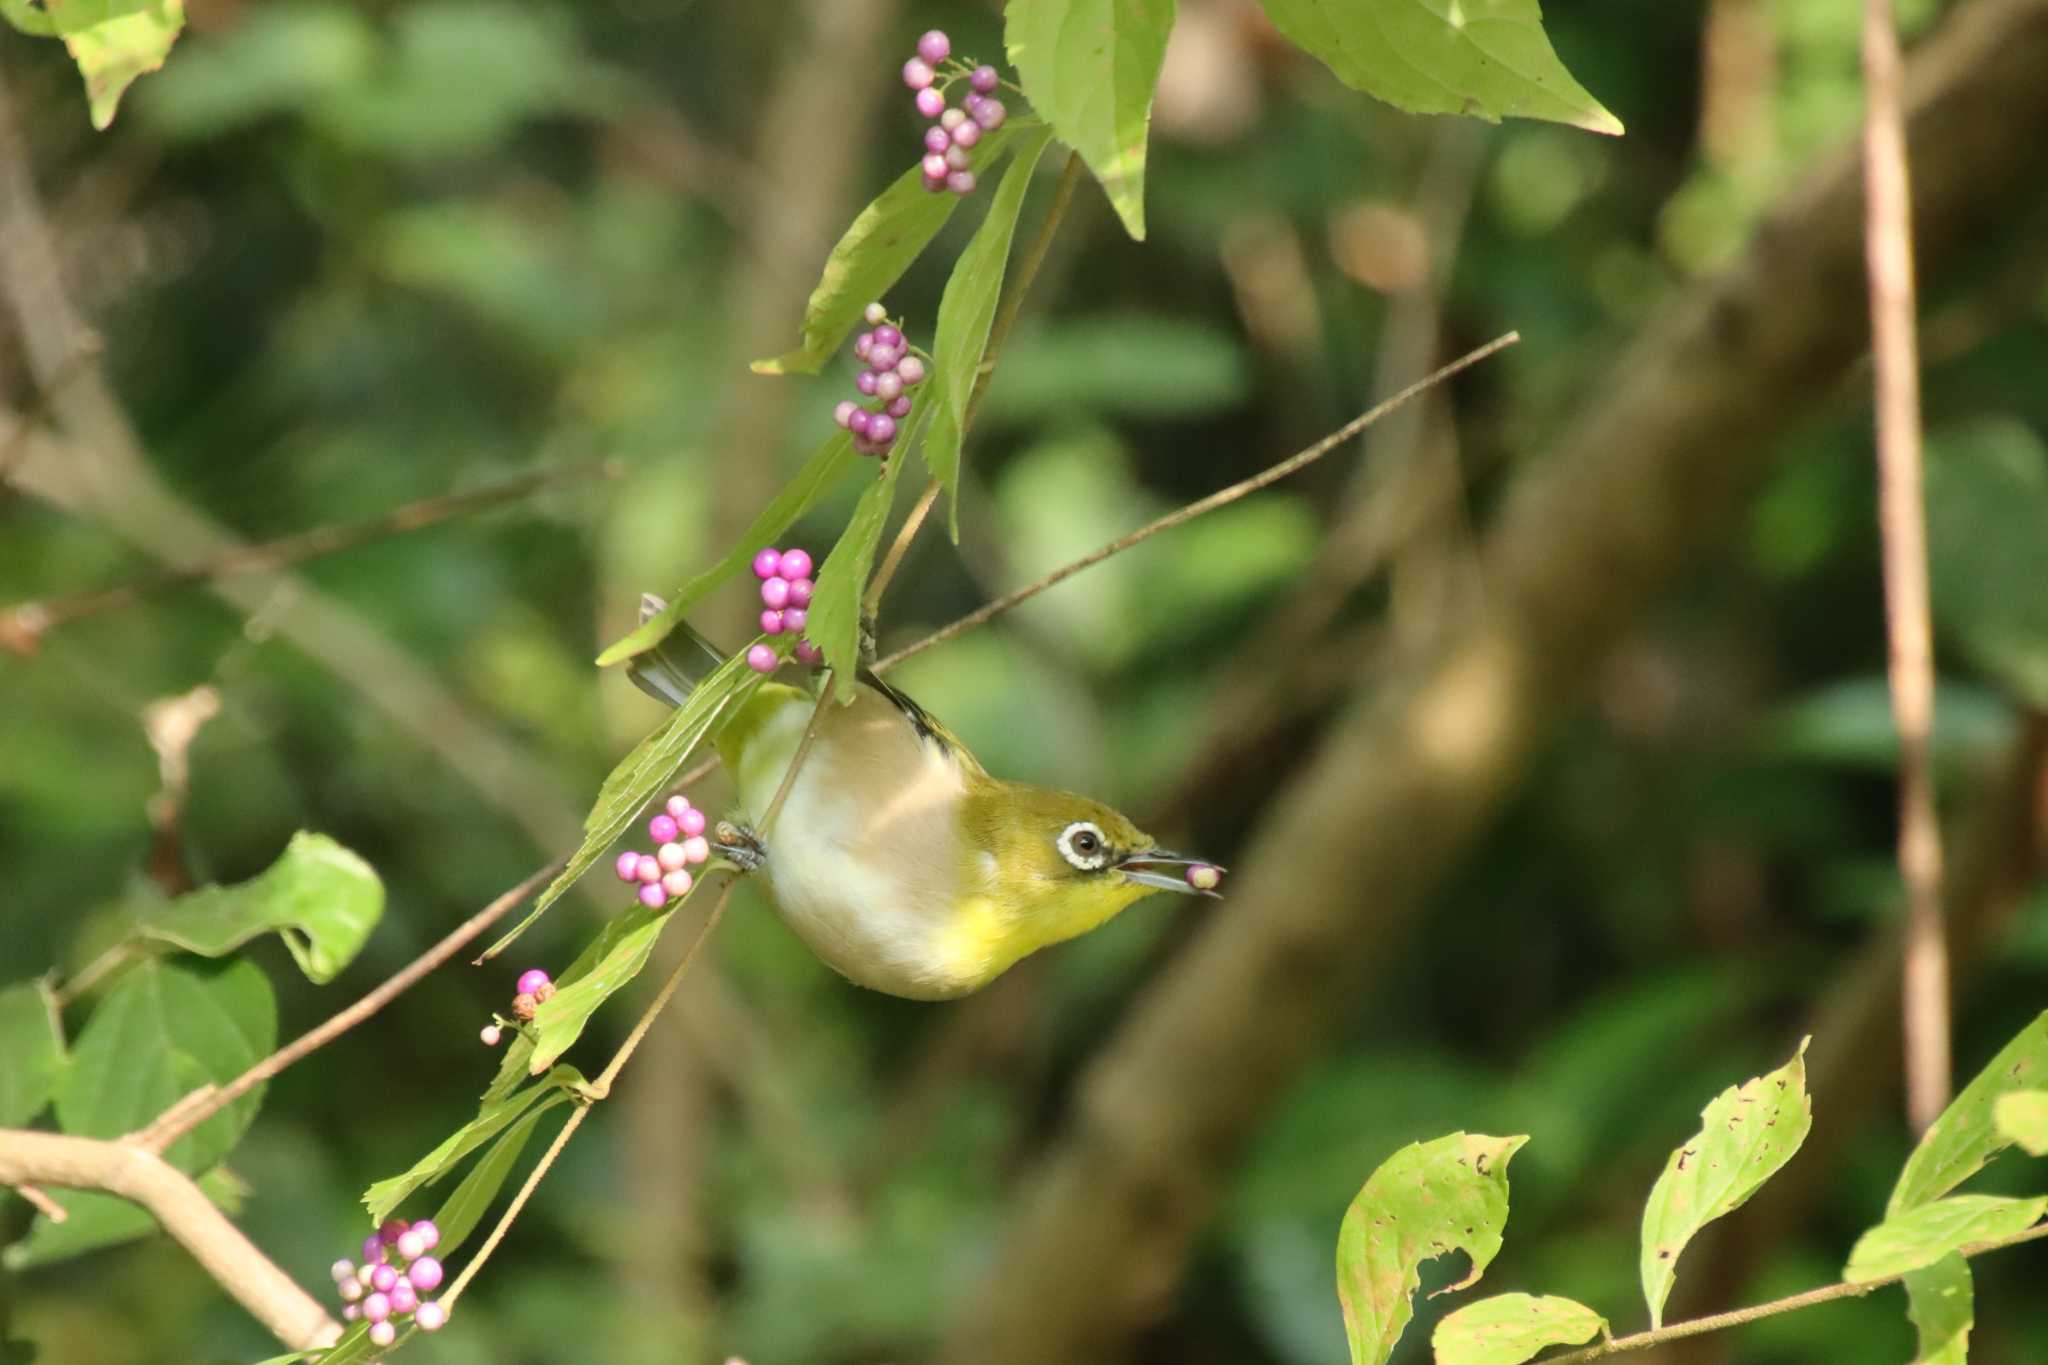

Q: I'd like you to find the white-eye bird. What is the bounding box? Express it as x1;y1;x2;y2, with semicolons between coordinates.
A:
629;602;1218;1000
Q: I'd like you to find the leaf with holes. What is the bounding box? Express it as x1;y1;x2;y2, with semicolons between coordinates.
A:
362;1067;580;1223
752;128;1019;375
1905;1254;1972;1365
1845;1194;2048;1283
1640;1038;1811;1328
527;896;688;1073
1891;1009;2048;1215
1431;1293;1607;1365
427;1102;554;1256
596;429;862;667
806;435;912;695
0;979;64;1127
134;831;383;983
921;125;1055;538
55;958;275;1175
1336;1132;1526;1365
1254;0;1620;136
0;0;186;129
1993;1091;2048;1155
1007;0;1173;238
4;1167;245;1270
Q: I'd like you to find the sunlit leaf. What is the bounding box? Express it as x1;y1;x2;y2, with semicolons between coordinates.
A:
596;430;862;667
133;831;382;984
427;1102;554;1256
1431;1292;1607;1365
1891;1010;2048;1215
1254;0;1621;136
1905;1255;1972;1365
922;125;1055;537
55;958;275;1175
481;651;768;958
528;896;686;1073
807;443;911;695
362;1067;579;1223
3;1167;245;1271
0;0;187;128
1336;1131;1526;1365
752;129;1019;375
1007;0;1173;238
1640;1038;1811;1328
0;979;64;1126
1845;1194;2047;1283
1992;1091;2048;1155
1927;420;2048;708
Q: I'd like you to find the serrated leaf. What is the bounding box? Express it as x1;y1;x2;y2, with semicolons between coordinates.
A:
1905;1255;1972;1365
481;651;768;959
527;897;685;1073
55;958;274;1175
427;1102;553;1256
1007;0;1173;238
1255;0;1620;136
0;0;188;128
751;129;1019;375
4;1167;244;1270
362;1067;579;1224
807;442;911;695
1336;1132;1527;1365
922;125;1055;538
0;979;64;1126
1992;1091;2048;1155
1431;1293;1607;1365
595;430;861;667
1845;1194;2048;1283
1927;420;2048;709
1891;1010;2048;1216
1639;1038;1811;1328
133;831;383;984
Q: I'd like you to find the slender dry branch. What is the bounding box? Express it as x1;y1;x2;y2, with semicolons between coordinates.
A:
0;1129;341;1350
1863;0;1949;1131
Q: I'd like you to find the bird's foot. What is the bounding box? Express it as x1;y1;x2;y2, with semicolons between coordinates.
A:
714;821;768;873
858;610;879;666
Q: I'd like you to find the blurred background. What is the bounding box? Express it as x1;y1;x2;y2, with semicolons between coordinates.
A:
3;0;2048;1361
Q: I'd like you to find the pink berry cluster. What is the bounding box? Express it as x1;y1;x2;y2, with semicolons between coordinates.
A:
745;546;824;673
478;967;555;1047
614;790;712;907
329;1217;448;1346
901;29;1007;195
834;305;928;459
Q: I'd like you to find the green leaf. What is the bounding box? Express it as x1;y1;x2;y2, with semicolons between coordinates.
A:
1335;1132;1526;1365
751;128;1019;375
1845;1194;2048;1283
0;0;187;129
1006;0;1174;238
1254;0;1621;136
1891;1010;2048;1215
527;897;686;1073
922;125;1056;537
481;650;769;959
427;1102;553;1256
0;979;64;1127
55;958;275;1174
1992;1091;2048;1155
1431;1293;1607;1365
807;445;911;695
1639;1038;1811;1329
362;1067;579;1224
1904;1255;1972;1365
1927;419;2048;708
595;430;861;667
4;1167;245;1270
133;831;383;984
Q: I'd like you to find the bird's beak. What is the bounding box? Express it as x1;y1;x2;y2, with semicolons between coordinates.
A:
1117;849;1224;898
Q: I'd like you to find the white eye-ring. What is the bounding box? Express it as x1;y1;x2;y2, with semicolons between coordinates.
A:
1057;821;1111;871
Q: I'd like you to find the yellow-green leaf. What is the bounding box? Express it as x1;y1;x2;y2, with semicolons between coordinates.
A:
4;1167;245;1270
1845;1194;2048;1284
1891;1010;2048;1216
0;979;64;1127
427;1102;554;1256
362;1067;579;1224
134;831;383;984
1431;1292;1607;1365
1992;1090;2048;1156
806;440;911;696
527;896;686;1074
1905;1254;1972;1365
0;0;188;128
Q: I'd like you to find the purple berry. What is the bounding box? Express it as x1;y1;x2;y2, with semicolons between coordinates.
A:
915;87;945;120
746;643;777;674
379;1219;408;1247
389;1280;418;1315
945;145;971;172
795;640;823;665
362;1235;382;1262
897;358;928;389
940;107;967;132
369;1320;397;1348
416;1301;447;1332
924;126;950;155
649;813;678;843
638;882;667;909
480;1023;502;1045
761;608;785;636
1187;864;1222;891
331;1259;355;1283
973;98;1006;130
787;577;815;607
412;1220;440;1252
339;1277;364;1303
515;969;550;997
780;548;813;579
951;119;982;149
662;868;694;899
357;1263;377;1286
614;849;640;882
665;794;691;818
752;548;783;580
679;806;707;837
783;607;808;633
863;302;887;326
868;413;898;444
971;64;999;94
681;835;711;865
371;1263;399;1293
658;842;688;872
343;1303;360;1321
848;408;873;436
853;330;873;360
923;173;947;194
868;344;902;372
964;91;987;117
636;854;661;884
833;399;857;429
947;169;977;196
856;369;879;396
917;29;951;64
875;371;904;402
887;395;912;419
873;324;902;349
363;1291;392;1323
902;56;935;90
761;577;791;610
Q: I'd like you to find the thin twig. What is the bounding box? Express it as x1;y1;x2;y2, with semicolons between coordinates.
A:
131;861;561;1155
876;331;1521;671
1862;0;1949;1130
10;1181;68;1222
1542;1222;2048;1362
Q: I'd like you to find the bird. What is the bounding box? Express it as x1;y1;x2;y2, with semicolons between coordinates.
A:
628;599;1219;1000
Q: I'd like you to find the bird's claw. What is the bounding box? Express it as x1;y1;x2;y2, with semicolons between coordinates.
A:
858;611;879;666
714;821;768;873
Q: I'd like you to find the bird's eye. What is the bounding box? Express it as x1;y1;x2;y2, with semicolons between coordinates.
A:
1057;821;1111;870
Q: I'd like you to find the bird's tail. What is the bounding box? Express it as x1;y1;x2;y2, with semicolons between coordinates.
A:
625;594;725;709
